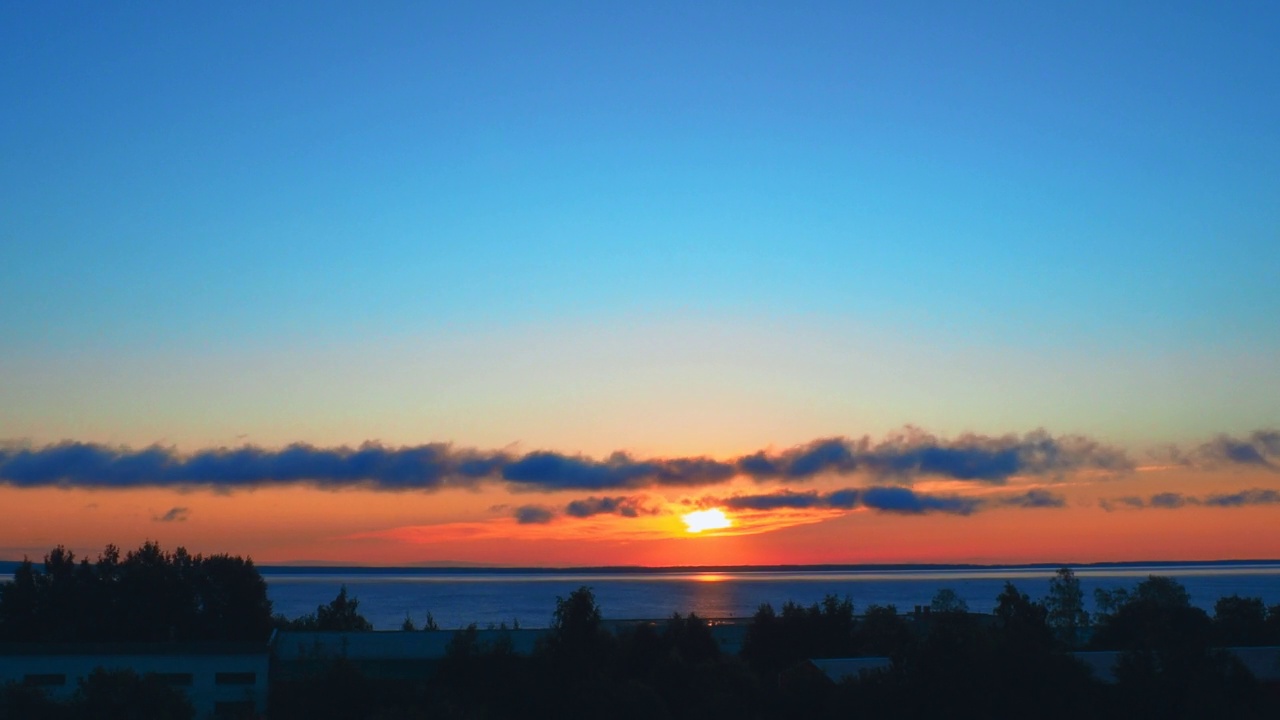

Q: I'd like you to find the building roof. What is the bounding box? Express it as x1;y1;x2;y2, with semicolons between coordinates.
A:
272;629;544;661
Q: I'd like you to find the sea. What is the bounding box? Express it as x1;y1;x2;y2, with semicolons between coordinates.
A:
261;561;1280;631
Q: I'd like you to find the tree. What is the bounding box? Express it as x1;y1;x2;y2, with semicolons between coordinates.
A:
547;586;604;661
993;582;1052;653
0;542;273;643
663;612;719;665
314;586;373;631
857;604;910;657
1091;575;1206;652
400;614;416;631
1045;567;1090;647
1091;578;1272;718
1212;595;1268;646
930;588;968;614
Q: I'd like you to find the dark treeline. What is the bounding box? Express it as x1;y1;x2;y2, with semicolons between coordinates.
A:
271;571;1280;720
0;542;271;643
5;545;1280;719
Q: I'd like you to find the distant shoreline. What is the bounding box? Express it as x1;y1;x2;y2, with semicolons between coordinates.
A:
6;558;1280;576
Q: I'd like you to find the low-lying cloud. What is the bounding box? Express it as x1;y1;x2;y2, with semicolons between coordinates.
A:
513;505;554;524
1194;431;1280;470
564;495;652;518
1100;488;1280;511
153;506;189;522
714;487;1063;517
0;427;1147;492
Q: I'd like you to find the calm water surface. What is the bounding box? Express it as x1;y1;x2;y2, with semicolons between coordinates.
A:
264;564;1280;630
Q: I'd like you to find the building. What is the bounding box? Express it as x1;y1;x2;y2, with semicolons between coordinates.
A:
0;640;270;718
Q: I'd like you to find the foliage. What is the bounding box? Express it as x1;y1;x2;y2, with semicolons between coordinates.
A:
266;577;1280;720
856;604;910;657
929;588;968;614
1044;567;1090;647
546;586;609;667
276;585;374;631
0;542;271;643
316;586;373;631
1211;594;1269;646
742;595;857;674
1089;576;1273;719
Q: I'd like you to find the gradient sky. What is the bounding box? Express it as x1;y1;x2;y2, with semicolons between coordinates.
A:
2;2;1278;566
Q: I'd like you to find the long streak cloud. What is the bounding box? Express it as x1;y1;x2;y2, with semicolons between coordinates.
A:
0;428;1266;493
715;487;1063;516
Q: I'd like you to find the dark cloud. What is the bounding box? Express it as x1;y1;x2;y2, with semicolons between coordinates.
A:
854;429;1130;482
995;489;1066;508
1149;492;1190;509
499;429;1131;490
564;495;648;518
824;488;862;509
860;486;981;515
721;487;973;515
502;452;736;490
153;507;189;522
0;441;479;491
721;488;865;511
4;428;1269;493
513;505;554;524
1202;488;1280;507
778;439;858;478
1195;431;1280;469
1099;496;1146;511
1101;488;1280;510
722;490;827;511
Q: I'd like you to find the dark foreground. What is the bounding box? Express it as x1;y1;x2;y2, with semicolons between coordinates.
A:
3;543;1280;719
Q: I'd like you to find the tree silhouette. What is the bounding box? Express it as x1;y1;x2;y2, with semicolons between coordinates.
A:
930;588;968;614
1212;595;1268;646
314;586;373;631
0;542;272;643
546;586;607;667
1045;567;1089;647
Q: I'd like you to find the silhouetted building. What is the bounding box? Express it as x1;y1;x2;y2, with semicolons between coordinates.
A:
0;640;269;717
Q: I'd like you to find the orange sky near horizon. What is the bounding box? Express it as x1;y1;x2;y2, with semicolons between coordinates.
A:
4;464;1277;568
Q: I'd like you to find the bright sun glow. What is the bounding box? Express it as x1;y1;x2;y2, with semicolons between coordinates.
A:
682;508;731;533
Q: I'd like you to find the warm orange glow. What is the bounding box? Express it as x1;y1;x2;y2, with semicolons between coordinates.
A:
682;508;731;533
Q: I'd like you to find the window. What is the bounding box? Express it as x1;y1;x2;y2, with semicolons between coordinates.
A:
23;674;66;687
214;671;256;685
153;672;194;686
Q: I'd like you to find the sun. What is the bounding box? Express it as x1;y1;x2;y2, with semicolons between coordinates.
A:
681;508;731;533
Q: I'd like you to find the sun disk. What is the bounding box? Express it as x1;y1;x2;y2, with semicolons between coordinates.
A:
682;508;731;533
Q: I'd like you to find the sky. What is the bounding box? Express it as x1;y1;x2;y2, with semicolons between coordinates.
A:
1;1;1278;566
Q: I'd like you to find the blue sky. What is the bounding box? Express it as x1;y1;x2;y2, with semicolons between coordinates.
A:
2;1;1277;454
